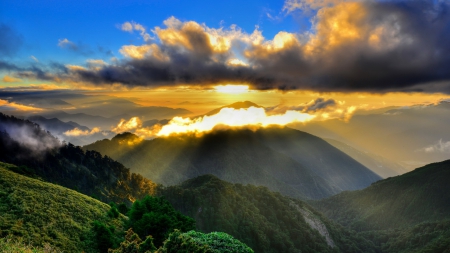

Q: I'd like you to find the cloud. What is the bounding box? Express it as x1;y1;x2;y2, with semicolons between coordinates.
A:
58;38;77;50
266;97;356;121
58;38;93;55
2;75;23;83
63;127;101;136
120;21;153;42
283;0;352;13
0;23;23;57
0;99;43;111
30;55;39;62
420;139;450;153
8;1;450;93
112;117;142;133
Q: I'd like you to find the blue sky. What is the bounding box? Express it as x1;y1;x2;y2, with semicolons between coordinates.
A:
0;0;308;66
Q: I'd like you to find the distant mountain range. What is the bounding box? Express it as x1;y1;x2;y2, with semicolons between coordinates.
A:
83;127;381;200
26;115;115;146
293;101;450;171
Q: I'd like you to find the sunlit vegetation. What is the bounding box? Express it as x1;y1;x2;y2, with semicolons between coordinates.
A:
158;230;254;253
0;236;59;253
0;163;126;252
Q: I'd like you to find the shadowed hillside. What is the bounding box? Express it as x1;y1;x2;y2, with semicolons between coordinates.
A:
84;127;380;199
159;175;376;253
312;160;450;252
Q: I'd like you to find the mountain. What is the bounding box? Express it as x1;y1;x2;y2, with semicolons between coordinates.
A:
292;101;450;171
159;174;376;253
313;159;450;231
311;159;450;252
324;138;407;178
84;127;381;199
37;110;118;129
27;115;90;132
0;162;124;252
0;112;157;204
69;98;192;120
26;115;115;146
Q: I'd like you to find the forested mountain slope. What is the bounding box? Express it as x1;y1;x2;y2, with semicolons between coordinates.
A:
84;127;380;199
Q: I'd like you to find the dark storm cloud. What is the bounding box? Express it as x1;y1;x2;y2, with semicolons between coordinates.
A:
8;1;450;93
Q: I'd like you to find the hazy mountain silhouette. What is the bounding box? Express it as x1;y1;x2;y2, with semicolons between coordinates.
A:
84;127;381;199
293;101;450;171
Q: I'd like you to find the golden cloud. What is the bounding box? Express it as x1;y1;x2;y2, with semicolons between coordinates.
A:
2;75;22;83
64;127;101;136
0;99;43;111
112;117;142;133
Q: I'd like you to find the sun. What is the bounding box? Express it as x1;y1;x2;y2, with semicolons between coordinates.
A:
214;85;249;94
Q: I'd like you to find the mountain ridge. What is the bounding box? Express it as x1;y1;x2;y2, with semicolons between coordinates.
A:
84;127;381;199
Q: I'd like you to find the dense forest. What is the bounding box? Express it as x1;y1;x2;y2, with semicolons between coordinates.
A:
0;113;157;204
312;160;450;252
159;175;376;253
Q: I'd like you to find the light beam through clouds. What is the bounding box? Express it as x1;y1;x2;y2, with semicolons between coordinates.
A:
111;99;358;139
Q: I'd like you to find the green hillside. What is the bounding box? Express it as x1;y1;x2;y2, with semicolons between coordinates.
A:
311;160;450;252
0;162;125;252
158;175;376;253
313;160;450;231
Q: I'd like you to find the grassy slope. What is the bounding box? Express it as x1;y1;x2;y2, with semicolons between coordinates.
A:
0;162;125;253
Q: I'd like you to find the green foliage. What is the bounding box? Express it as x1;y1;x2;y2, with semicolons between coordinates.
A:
312;160;450;253
92;221;118;253
0;113;157;205
313;160;450;231
0;163;125;253
128;196;195;247
159;175;375;253
0;236;60;253
361;220;450;253
118;203;130;215
157;230;253;253
109;228;156;253
108;203;120;219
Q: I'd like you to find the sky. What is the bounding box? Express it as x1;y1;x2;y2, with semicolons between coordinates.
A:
1;0;450;117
